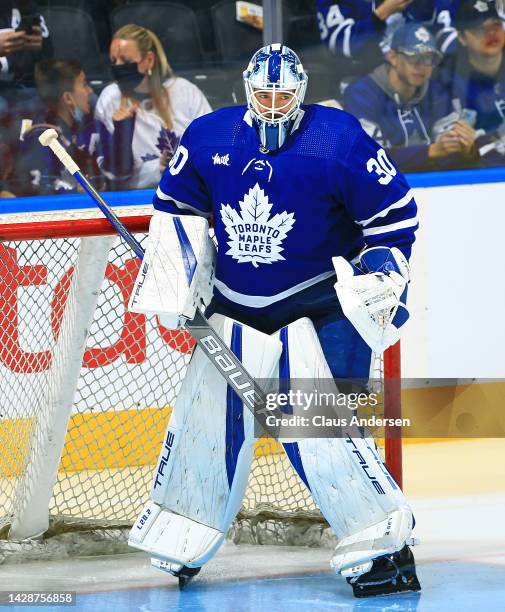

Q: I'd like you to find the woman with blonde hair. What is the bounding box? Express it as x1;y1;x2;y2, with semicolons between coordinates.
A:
95;24;211;189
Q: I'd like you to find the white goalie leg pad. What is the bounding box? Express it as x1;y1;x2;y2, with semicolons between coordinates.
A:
150;557;184;576
128;313;282;568
128;211;216;328
331;506;413;578
275;317;413;576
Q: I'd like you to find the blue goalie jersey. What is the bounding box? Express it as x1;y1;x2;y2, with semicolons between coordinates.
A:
154;105;417;310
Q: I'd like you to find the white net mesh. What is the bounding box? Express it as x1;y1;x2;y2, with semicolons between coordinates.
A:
0;216;399;561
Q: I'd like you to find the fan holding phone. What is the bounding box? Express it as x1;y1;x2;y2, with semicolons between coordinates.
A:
0;2;50;87
15;13;44;51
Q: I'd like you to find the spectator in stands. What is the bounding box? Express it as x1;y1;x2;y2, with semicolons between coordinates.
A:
438;0;505;165
0;142;15;196
417;1;458;56
10;59;101;196
389;2;459;55
0;180;15;198
95;24;211;190
0;1;52;111
344;23;478;171
316;1;457;81
441;0;505;134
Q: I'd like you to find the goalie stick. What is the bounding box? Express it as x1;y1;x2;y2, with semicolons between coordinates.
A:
38;128;282;437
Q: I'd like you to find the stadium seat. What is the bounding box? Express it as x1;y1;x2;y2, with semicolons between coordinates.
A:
211;0;291;62
40;6;107;82
109;2;205;68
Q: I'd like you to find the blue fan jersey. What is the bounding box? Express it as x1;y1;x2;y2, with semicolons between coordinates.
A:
439;50;505;134
154;105;418;311
316;0;456;66
343;64;457;171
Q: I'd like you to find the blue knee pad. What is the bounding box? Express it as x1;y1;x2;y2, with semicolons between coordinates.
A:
314;313;372;379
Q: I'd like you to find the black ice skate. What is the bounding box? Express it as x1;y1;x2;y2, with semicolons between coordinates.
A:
175;565;201;590
347;544;421;598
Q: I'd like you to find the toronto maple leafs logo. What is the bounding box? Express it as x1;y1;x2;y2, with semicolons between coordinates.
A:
220;183;295;268
474;0;488;12
156;128;179;160
415;27;430;43
496;97;505;118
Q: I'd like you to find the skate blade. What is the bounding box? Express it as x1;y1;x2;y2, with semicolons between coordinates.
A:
178;567;201;590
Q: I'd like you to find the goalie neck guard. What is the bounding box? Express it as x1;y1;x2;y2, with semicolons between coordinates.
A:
244;43;308;152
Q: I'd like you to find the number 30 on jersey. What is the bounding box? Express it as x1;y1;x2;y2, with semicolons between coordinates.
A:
367;149;397;186
169;145;189;176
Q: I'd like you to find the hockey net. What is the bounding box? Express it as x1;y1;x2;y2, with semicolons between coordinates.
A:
0;212;402;562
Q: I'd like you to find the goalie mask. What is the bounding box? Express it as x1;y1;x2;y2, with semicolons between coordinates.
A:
244;44;307;152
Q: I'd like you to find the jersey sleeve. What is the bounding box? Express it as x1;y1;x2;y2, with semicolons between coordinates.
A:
337;130;418;259
343;78;387;146
187;81;212;120
433;5;457;55
94;86;116;134
344;84;430;172
95;116;135;182
14;130;75;196
153;124;212;218
3;1;52;81
316;0;385;60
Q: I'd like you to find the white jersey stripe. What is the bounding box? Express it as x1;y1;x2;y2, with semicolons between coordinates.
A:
243;110;253;127
357;189;415;227
342;21;354;59
440;31;457;54
155;188;211;218
291;109;305;134
214;270;335;308
362;216;419;237
328;18;354;54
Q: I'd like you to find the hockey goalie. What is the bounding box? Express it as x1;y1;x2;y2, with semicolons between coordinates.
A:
127;44;420;598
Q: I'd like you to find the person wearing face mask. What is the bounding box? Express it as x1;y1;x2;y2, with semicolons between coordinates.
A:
94;24;211;190
8;58;103;196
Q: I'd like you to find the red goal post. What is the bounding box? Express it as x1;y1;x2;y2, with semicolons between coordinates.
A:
0;212;402;556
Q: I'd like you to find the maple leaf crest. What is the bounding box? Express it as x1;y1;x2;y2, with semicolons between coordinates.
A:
220;183;295;268
156;128;179;160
